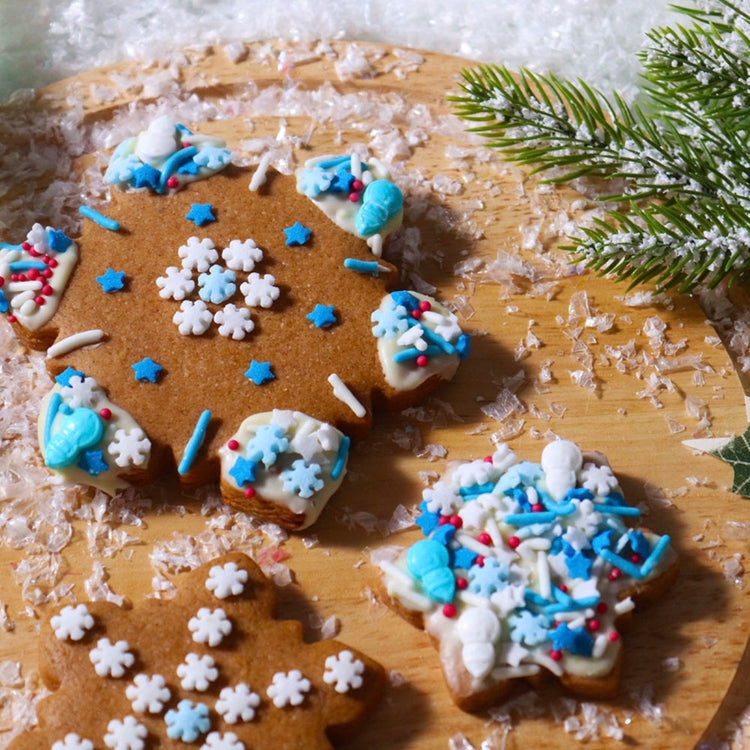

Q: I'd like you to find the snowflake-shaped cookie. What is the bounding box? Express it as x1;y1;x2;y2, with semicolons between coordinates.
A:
215;684;260;723
103;716;147;750
60;375;99;409
107;428;151;468
266;670;311;708
200;732;245;750
323;650;365;694
156;266;196;300
188;607;232;647
178;237;219;272
205;561;249;599
214;304;255;340
51;734;94;750
173;299;213;335
281;459;324;498
240;273;279;308
89;638;134;678
222;239;263;272
198;265;236;304
51;604;94;642
125;673;171;714
580;462;619;496
177;653;218;691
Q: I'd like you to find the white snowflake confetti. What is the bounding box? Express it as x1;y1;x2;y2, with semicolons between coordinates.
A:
422;481;459;515
222;238;263;272
312;423;339;451
322;650;365;694
125;673;171;714
26;222;50;254
107;428;151;468
290;430;321;463
156;266;196;300
89;638;135;678
214;304;255;340
452;460;496;488
178;236;219;272
205;562;248;599
580;462;619;496
51;604;94;641
215;683;260;724
177;653;219;692
266;670;311;707
103;716;147;750
422;309;462;342
240;273;280;308
173;299;213;335
52;734;94;750
60;375;99;408
200;732;245;750
188;607;232;647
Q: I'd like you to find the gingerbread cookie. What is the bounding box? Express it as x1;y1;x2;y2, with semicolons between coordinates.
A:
379;439;677;711
4;118;470;528
9;552;384;750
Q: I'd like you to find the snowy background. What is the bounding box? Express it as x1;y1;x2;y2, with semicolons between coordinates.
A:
1;0;678;101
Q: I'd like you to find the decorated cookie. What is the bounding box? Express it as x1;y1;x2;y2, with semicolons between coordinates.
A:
3;118;469;528
379;439;678;710
9;553;384;750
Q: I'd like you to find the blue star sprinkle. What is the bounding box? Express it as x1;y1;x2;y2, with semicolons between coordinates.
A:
55;367;85;387
628;529;650;558
306;304;337;328
198;264;236;304
468;558;509;597
432;523;456;546
565;551;594;580
415;507;440;537
283;221;312;246
329;166;354;193
229;456;257;486
96;268;126;293
592;529;616;554
281;459;324;498
131;163;161;190
131;357;163;383
244;360;275;385
47;229;73;253
178;160;200;176
77;450;108;477
550;623;594;657
165;700;211;743
245;425;289;468
450;546;479;570
186;203;216;227
390;291;420;311
508;610;552;647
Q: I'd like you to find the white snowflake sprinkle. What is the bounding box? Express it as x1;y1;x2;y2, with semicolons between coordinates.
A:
26;223;50;254
52;734;94;750
188;607;232;647
422;481;459;515
222;238;263;272
323;650;365;694
51;604;94;642
215;683;260;724
173;299;213;335
312;423;339;451
205;562;248;599
422;309;462;342
156;266;196;300
125;673;171;714
60;375;99;408
107;428;151;468
214;304;255;340
200;732;245;750
240;273;280;308
179;236;219;272
266;670;311;707
89;638;135;678
177;653;218;692
580;462;619;496
103;716;147;750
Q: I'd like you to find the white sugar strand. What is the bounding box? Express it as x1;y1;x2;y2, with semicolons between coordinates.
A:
46;329;105;359
327;374;366;418
249;152;273;192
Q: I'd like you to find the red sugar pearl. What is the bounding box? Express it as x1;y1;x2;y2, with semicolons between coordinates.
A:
18;274;27;281
21;242;31;251
7;314;16;323
42;285;53;296
588;619;601;632
410;309;422;320
99;408;112;420
10;274;18;282
608;631;620;642
442;604;457;618
418;300;431;313
183;142;192;148
0;277;4;287
477;532;492;545
416;355;429;368
483;455;493;463
227;439;240;451
475;555;485;567
608;568;622;581
449;515;463;529
631;554;642;563
166;176;179;189
351;179;364;191
28;268;39;280
34;296;45;306
558;584;568;593
456;577;468;590
48;258;58;268
596;602;609;614
244;487;255;499
438;516;449;526
28;247;40;257
549;650;562;662
508;536;521;550
42;268;53;278
532;503;545;513
348;192;360;203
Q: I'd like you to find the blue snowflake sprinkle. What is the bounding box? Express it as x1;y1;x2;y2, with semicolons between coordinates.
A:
198;264;236;304
193;146;232;170
245;425;289;469
550;623;594;657
371;299;409;339
468;558;509;597
281;459;324;498
298;166;334;198
496;461;543;493
105;154;142;184
165;700;211;743
508;610;552;647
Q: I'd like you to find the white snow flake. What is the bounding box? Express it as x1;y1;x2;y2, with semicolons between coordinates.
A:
200;732;245;750
173;299;213;335
222;238;263;272
52;734;94;750
125;673;171;714
60;375;99;408
205;562;248;599
580;462;619;496
177;653;219;692
178;236;219;272
322;650;365;694
266;670;311;707
156;266;196;300
103;716;147;750
422;481;459;515
51;604;94;641
215;683;260;724
107;428;151;468
89;638;135;678
188;607;232;647
422;309;462;342
214;304;255;340
26;222;50;254
240;273;280;308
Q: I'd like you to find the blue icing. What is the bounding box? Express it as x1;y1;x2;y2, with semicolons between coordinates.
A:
566;487;594;500
355;180;404;236
45;407;104;470
406;539;454;604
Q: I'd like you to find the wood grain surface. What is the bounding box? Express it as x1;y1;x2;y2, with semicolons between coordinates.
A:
0;41;748;749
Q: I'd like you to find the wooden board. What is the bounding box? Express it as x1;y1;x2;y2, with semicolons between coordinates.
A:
0;41;749;749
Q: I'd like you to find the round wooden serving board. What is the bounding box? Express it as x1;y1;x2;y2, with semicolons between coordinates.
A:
0;41;748;749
